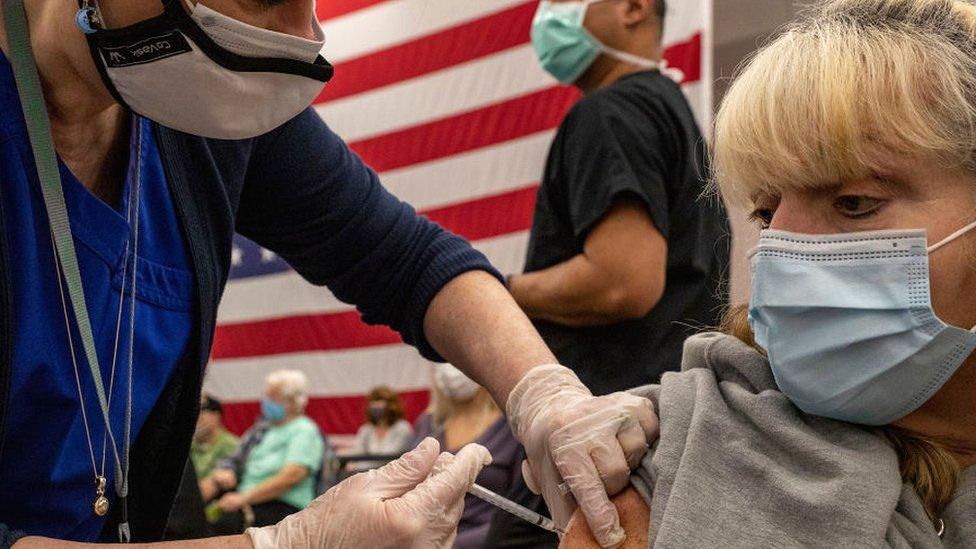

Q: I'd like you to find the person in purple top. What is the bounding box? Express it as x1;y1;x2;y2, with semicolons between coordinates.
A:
414;364;523;549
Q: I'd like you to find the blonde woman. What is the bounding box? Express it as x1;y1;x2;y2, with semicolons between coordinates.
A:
561;0;976;546
413;364;523;549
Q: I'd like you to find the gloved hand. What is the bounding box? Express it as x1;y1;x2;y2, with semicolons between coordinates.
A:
246;438;491;548
507;364;658;548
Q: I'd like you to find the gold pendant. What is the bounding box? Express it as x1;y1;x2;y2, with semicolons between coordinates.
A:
93;476;109;516
94;495;110;516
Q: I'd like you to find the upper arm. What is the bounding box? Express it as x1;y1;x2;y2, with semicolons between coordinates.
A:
560;487;650;549
235;108;500;359
283;424;325;473
559;95;673;242
582;196;667;313
235;108;410;286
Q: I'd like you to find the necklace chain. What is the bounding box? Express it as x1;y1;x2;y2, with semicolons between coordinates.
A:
52;117;141;530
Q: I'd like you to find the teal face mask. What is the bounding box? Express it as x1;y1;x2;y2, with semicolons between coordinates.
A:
531;0;603;84
531;0;670;84
261;398;287;422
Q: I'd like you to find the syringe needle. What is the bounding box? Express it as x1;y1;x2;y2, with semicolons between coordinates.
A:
467;483;566;535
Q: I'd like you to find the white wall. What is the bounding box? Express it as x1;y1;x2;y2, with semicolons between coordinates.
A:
710;1;812;303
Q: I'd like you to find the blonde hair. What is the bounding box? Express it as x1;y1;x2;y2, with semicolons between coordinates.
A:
713;0;976;207
427;384;498;426
712;1;976;522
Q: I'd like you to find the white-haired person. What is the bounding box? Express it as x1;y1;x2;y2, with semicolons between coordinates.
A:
412;364;524;549
560;0;976;546
201;370;325;534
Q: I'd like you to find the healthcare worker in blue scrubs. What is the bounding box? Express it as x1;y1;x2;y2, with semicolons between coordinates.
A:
0;1;658;547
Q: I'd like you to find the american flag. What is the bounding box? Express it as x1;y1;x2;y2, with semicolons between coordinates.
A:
204;0;713;447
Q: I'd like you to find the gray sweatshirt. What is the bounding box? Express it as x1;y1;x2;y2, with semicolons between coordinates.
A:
628;332;975;548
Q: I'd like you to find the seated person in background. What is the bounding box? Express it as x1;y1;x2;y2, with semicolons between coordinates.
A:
413;364;522;549
204;370;325;533
345;385;414;471
191;394;239;484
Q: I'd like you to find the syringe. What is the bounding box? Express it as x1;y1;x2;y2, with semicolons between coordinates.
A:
468;483;566;535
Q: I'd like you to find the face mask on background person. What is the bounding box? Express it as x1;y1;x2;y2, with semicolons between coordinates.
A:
748;220;976;426
261;397;287;422
530;0;673;84
433;364;481;402
367;404;387;425
75;0;333;139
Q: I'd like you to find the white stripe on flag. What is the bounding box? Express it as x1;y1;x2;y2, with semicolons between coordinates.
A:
316;45;552;142
218;232;531;323
382;130;553;210
321;0;530;63
678;81;708;129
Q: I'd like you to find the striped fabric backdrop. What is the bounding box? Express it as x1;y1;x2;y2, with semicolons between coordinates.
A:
204;0;713;446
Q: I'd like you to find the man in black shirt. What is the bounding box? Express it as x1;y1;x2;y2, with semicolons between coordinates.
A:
485;3;727;547
508;0;730;395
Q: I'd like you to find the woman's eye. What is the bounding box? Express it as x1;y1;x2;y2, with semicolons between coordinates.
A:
749;208;774;229
832;195;884;218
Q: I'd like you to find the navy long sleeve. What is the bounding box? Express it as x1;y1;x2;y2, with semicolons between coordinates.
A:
234;108;501;360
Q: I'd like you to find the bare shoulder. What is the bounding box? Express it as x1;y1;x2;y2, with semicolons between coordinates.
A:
560;487;650;549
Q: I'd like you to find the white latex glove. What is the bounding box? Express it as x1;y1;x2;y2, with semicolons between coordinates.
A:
507;364;658;548
246;437;491;549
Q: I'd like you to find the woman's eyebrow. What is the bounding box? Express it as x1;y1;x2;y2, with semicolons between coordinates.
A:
868;171;910;192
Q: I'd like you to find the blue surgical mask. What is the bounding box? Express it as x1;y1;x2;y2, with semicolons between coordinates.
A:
261;398;287;422
530;0;668;84
748;221;976;426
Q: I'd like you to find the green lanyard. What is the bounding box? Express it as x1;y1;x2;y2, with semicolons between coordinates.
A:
2;0;130;539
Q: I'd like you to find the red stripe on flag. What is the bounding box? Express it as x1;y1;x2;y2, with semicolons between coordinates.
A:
340;34;700;173
349;86;581;172
664;33;702;83
213;310;402;359
319;28;701;107
423;184;538;241
221;390;431;437
317;2;537;103
316;0;387;22
212;185;539;359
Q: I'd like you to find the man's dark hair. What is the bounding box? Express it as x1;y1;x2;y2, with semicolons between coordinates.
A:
655;0;666;30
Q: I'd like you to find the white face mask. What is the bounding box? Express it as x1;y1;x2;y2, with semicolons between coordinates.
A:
433;364;481;402
77;0;332;139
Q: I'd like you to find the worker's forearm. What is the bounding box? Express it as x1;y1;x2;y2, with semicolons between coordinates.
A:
14;535;251;548
423;270;557;405
243;472;303;505
509;255;639;327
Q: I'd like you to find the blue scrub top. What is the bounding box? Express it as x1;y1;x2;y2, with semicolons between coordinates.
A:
0;52;194;541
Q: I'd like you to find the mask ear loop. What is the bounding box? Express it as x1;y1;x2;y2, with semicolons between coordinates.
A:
924;218;976;332
927;218;976;254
